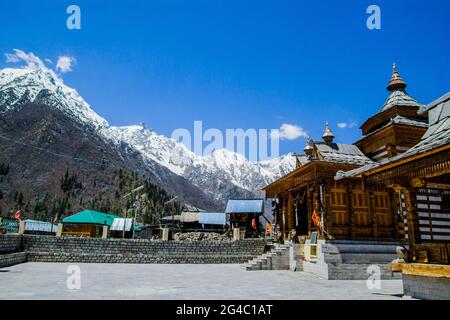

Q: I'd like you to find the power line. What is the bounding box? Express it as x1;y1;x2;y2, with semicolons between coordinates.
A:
0;133;169;178
0;133;185;207
0;133;107;167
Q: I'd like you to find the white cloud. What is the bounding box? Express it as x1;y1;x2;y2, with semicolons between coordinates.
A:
4;49;45;69
56;56;76;73
271;123;308;140
337;121;357;129
5;53;20;63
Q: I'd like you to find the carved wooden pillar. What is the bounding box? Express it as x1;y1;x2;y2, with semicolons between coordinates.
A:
325;183;332;235
386;143;397;158
368;190;377;238
389;190;400;239
403;189;421;261
313;190;319;234
280;194;286;238
347;181;355;239
306;187;313;236
287;194;293;234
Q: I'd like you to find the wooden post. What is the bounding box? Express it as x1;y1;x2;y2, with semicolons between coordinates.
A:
56;223;63;237
287;194;293;234
102;225;108;239
389;190;400;239
403;188;420;261
313;190;319;235
281;195;286;239
162;227;170;241
325;185;332;235
18;220;25;235
233;227;241;241
368;190;377;238
347;181;356;239
306;188;313;236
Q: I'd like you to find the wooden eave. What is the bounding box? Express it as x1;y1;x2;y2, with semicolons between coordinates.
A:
360;105;424;135
363;144;450;183
355;122;427;147
263;161;360;197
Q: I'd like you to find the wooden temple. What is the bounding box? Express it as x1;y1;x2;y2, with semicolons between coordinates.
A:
340;92;450;298
264;65;428;242
263;65;450;283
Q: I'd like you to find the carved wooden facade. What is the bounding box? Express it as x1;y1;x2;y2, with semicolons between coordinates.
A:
357;91;450;264
264;65;428;242
264;162;400;240
362;147;450;264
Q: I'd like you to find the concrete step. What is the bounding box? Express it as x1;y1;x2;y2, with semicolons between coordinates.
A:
340;253;398;264
331;244;401;254
262;256;272;270
244;242;291;271
328;240;402;246
327;263;402;280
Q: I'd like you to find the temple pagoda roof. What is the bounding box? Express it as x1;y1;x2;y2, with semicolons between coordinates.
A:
312;142;374;166
380;88;423;112
360;115;428;139
359;64;426;138
336;92;450;180
380;64;423;112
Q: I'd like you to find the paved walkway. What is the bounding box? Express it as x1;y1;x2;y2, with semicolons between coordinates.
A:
0;263;409;300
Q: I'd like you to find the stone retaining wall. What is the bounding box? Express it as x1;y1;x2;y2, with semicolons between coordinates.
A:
0;234;23;254
0;252;27;268
27;252;256;264
0;234;266;266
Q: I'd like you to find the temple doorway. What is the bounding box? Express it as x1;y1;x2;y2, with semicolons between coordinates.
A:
293;190;309;236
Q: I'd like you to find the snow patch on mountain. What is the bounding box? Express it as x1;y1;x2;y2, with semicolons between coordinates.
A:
111;124;299;196
0;66;114;141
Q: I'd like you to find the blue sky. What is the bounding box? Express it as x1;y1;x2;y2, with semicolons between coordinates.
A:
1;0;449;159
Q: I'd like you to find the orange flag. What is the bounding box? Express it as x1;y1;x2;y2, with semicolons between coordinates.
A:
265;223;272;234
312;210;320;226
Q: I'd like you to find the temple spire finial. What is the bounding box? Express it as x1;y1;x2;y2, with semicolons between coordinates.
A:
387;63;407;92
322;121;334;144
304;138;314;158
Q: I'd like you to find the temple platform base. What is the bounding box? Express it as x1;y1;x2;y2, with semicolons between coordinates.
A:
295;240;403;280
391;262;450;300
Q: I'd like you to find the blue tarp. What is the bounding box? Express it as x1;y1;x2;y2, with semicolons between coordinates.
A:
225;199;264;214
199;212;227;225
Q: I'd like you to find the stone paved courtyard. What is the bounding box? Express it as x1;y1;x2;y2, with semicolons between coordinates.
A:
0;262;411;300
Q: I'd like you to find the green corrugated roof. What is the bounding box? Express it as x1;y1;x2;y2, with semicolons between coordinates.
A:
62;210;120;226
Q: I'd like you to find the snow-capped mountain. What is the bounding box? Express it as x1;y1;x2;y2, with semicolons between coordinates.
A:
0;57;299;208
0;67;111;136
0;63;221;211
111;124;299;201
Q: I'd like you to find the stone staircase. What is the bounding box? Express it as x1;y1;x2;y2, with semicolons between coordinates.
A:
242;242;292;271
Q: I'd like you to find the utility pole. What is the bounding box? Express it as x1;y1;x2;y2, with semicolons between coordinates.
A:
122;185;144;239
164;196;179;227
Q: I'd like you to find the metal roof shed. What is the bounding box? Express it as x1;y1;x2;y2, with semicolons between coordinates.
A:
24;219;57;233
225;199;264;213
161;215;181;222
180;211;200;223
199;212;228;226
110;218;140;231
62;210;120;227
